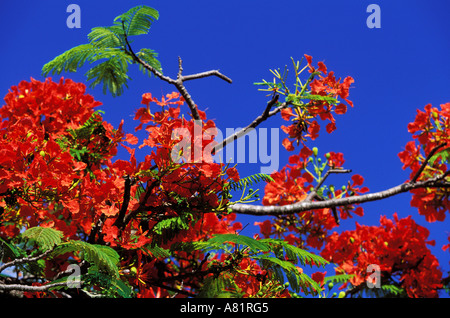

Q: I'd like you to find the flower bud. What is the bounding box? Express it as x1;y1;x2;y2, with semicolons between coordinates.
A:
313;147;319;156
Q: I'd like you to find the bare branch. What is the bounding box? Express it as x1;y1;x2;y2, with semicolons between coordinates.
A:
231;173;450;216
0;281;77;292
0;247;54;274
182;70;233;83
121;24;231;121
214;97;288;154
315;169;352;193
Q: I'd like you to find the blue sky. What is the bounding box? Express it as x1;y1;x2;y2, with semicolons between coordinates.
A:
1;0;450;287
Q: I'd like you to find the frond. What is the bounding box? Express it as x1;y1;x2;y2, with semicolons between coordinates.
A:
261;238;329;268
114;5;159;36
85;52;132;96
88;25;125;49
255;254;321;295
136;48;162;75
22;227;63;251
53;240;120;278
41;5;161;97
204;233;271;253
42;44;100;76
228;173;274;191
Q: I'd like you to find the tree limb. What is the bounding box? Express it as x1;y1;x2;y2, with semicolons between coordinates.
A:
411;142;447;182
0;247;54;274
0;281;78;292
113;175;132;229
214;96;287;154
121;23;231;121
230;173;450;216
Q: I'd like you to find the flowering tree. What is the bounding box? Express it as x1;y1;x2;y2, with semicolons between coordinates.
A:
0;6;449;298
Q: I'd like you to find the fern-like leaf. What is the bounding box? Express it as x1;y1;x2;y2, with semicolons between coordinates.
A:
255;255;321;295
53;240;120;278
88;25;124;49
228;173;274;191
136;48;162;76
323;273;354;285
22;227;63;251
261;238;329;268
42;44;99;75
42;5;161;97
205;233;271;253
85;53;131;96
114;5;159;36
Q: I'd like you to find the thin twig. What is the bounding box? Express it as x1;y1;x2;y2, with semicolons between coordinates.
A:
121;22;231;121
214;99;288;154
411;142;447;182
182;70;232;83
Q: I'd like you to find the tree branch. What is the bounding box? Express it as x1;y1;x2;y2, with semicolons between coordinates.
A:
113;175;132;229
121;23;231;121
121;179;161;227
230;173;450;216
0;247;54;274
182;69;233;83
411;142;447;182
214;96;287;154
0;281;77;292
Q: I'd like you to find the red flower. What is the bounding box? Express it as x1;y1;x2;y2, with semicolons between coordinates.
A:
226;167;240;182
321;213;443;297
311;271;326;287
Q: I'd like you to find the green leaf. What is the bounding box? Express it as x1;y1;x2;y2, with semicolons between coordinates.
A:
111;278;133;298
85;53;131;96
228;173;274;191
142;244;171;259
136;48;163;76
301;93;338;104
198;275;242;298
429;147;450;166
22;227;63;251
0;237;23;260
42;5;161;97
379;284;406;297
114;5;159;36
206;233;271;253
42;44;100;75
323;273;354;285
53;240;120;278
254;255;321;295
88;26;124;49
261;238;329;268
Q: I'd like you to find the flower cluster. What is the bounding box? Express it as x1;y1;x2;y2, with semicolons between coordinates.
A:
321;213;442;298
0;78;248;298
280;54;354;152
259;150;368;250
0;78;125;238
398;103;450;222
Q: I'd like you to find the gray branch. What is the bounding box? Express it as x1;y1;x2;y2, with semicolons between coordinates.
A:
121;23;231;121
230;174;450;216
0;247;54;274
0;281;70;292
214;96;288;154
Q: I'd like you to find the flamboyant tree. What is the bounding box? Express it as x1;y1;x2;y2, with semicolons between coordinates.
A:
0;5;449;298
